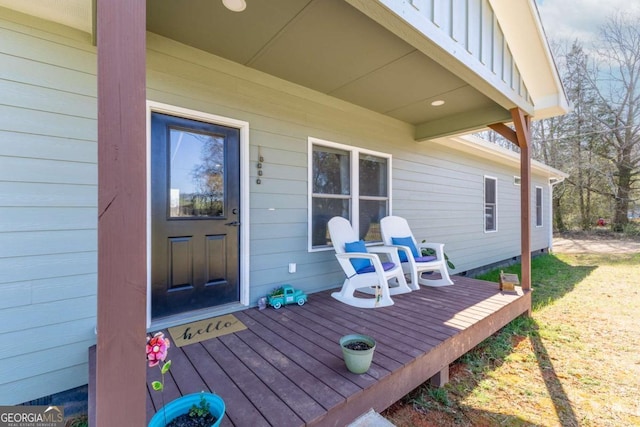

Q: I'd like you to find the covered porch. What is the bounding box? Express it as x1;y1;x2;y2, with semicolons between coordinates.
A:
0;0;569;416
90;276;529;426
89;0;563;425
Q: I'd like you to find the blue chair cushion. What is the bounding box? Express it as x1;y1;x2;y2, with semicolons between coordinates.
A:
415;255;437;262
356;262;396;274
344;240;372;272
391;236;419;262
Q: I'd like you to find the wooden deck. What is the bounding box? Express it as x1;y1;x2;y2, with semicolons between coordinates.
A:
90;276;530;426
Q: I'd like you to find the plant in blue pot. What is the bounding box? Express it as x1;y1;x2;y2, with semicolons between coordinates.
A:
146;332;225;427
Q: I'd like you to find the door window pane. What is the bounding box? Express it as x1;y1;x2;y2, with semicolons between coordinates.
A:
169;128;225;217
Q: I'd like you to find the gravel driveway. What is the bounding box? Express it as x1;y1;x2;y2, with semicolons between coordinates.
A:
552;236;640;254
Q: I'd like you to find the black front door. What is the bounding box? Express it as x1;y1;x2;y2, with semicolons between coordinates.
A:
151;112;240;319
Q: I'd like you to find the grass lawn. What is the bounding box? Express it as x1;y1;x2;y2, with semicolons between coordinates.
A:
383;252;640;426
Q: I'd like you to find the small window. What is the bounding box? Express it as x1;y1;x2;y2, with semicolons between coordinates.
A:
514;176;521;186
484;176;497;232
535;186;543;227
309;138;391;250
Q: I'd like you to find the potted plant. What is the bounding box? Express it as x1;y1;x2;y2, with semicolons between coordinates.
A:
339;333;376;374
146;332;225;427
148;392;225;427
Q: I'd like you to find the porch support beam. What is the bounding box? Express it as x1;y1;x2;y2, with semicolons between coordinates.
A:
415;104;512;141
96;1;147;426
488;122;519;147
510;107;532;295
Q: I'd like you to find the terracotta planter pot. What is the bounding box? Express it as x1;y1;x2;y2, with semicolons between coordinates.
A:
340;334;376;374
148;392;225;427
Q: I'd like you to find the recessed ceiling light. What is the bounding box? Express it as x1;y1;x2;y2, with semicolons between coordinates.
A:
431;100;445;107
222;0;247;12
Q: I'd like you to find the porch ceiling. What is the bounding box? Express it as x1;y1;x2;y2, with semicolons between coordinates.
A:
146;0;508;139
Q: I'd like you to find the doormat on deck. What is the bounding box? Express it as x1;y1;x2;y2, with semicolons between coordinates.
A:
168;314;247;348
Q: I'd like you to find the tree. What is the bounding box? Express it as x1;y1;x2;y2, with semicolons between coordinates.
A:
562;41;610;230
532;14;640;232
532;41;610;230
590;14;640;230
530;112;571;231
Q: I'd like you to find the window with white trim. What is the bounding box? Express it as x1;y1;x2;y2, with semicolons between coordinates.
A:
484;176;497;232
535;186;543;227
309;138;391;250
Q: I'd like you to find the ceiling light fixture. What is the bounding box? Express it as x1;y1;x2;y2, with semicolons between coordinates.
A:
431;100;445;107
222;0;247;12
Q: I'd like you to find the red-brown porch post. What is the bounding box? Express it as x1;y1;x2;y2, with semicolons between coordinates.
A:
96;1;147;426
511;108;532;293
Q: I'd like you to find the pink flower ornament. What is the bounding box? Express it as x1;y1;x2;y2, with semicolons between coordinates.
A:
147;332;173;420
146;332;170;368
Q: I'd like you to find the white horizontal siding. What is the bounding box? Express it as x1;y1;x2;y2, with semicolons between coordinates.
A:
0;295;96;334
0;317;96;360
0;283;30;309
0;252;96;286
0;78;96;119
0;51;95;96
0;207;97;232
30;274;97;304
0;130;96;163
0;230;96;258
0;182;96;207
0;6;96;405
0;104;96;140
0;20;94;72
0;365;89;408
2;340;94;384
0;157;96;185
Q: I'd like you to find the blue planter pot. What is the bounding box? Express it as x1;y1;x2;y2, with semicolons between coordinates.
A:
148;392;225;427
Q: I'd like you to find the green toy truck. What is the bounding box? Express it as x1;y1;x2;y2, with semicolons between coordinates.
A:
267;285;307;309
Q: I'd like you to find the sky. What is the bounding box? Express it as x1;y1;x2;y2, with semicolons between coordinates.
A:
535;0;640;47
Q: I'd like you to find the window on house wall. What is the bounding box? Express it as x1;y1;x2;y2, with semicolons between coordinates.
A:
514;176;521;186
535;186;543;227
484;176;497;232
309;138;391;250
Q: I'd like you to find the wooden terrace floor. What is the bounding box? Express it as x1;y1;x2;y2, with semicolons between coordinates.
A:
90;276;530;426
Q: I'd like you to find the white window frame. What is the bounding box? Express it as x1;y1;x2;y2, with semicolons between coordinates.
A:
484;175;498;233
535;186;543;227
514;176;521;186
308;137;392;252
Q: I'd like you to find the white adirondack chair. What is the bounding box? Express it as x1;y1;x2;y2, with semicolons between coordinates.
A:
380;216;454;287
328;216;412;308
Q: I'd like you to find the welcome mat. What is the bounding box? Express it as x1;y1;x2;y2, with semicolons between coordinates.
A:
168;314;247;348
